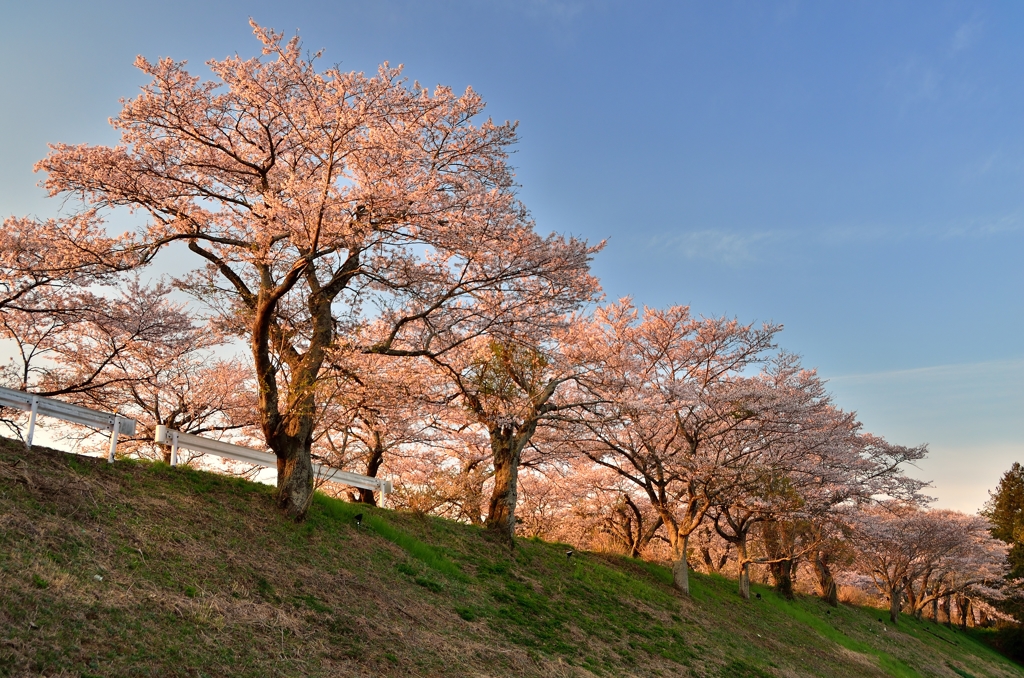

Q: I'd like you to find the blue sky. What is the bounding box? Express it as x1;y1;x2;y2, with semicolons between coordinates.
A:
2;1;1022;510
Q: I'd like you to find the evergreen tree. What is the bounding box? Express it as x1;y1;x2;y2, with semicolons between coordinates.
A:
983;462;1024;579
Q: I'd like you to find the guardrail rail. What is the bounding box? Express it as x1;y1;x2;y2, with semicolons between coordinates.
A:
0;385;390;495
154;425;392;495
0;385;137;461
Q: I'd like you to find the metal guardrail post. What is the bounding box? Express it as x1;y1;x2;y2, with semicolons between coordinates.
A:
107;415;121;463
26;396;39;450
170;429;179;467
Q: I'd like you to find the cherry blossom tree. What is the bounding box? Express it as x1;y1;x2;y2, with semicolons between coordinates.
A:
428;332;596;542
2;278;256;459
706;356;846;599
35;22;600;519
314;349;441;504
58;289;257;463
563;300;780;593
1;276;184;408
1;215;149;436
0;213;139;318
711;357;928;601
515;459;664;557
806;518;856;607
384;425;494;523
849;504;1006;624
693;524;734;575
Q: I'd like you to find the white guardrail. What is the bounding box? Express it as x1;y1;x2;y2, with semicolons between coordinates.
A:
154;425;392;495
0;385;390;495
0;385;137;462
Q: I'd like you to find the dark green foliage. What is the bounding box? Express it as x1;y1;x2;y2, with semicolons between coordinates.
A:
982;463;1024;627
983;462;1024;578
987;625;1024;663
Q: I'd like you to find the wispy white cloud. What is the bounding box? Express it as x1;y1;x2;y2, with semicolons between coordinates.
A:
817;209;1024;245
648;229;786;266
952;17;984;53
646;208;1024;266
886;56;943;110
935;209;1024;238
663;210;1020;256
882;15;985;115
828;357;1024;386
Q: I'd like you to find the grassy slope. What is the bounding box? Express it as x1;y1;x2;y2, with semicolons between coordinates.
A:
0;438;1020;678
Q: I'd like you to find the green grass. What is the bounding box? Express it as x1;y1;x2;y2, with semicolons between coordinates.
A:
2;437;1023;677
755;587;921;678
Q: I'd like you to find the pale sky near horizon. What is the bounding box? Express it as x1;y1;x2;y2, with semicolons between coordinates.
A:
1;1;1022;512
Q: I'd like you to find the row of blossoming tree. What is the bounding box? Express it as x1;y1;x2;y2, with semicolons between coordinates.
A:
0;22;1009;622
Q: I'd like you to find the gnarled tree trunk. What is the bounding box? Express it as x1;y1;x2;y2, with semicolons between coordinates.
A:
770;559;795;599
957;595;972;629
485;421;537;543
253;265;337;522
612;494;662;558
672;533;691;595
736;533;751;600
812;551;838;607
486;434;519;539
762;520;797;599
273;433;315;519
889;585;903;624
357;431;385;505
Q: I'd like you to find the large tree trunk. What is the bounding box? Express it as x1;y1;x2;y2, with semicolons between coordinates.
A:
943;595;952;626
700;543;729;573
484;412;543;543
700;546;716;572
672;533;691;595
357;432;385;505
266;400;317;519
274;434;315;519
737;533;751;600
485;428;521;542
955;594;968;628
890;586;902;624
931;597;939;622
769;559;795;599
762;520;796;599
618;494;661;559
254;262;341;522
812;552;838;607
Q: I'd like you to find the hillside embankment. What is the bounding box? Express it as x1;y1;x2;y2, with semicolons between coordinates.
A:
0;437;1020;678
